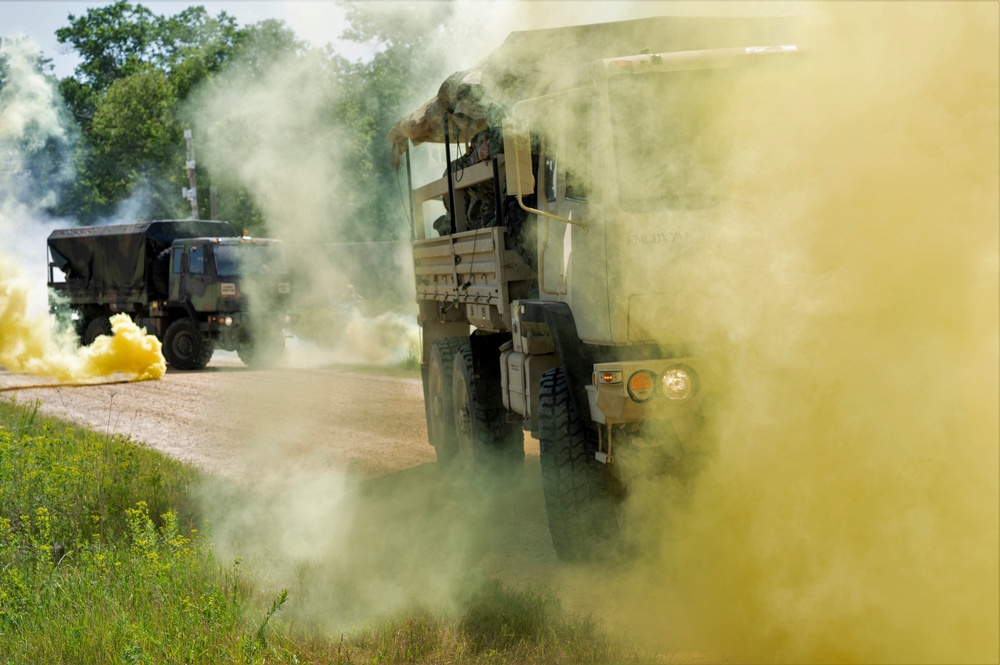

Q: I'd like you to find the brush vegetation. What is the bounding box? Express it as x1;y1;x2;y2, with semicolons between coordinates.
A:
0;397;654;664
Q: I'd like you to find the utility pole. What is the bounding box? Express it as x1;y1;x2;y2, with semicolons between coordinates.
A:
182;129;198;219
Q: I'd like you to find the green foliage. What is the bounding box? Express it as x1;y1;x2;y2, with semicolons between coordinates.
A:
0;398;198;542
325;3;452;243
47;0;451;240
88;66;186;217
56;1;158;94
0;397;291;662
53;2;305;225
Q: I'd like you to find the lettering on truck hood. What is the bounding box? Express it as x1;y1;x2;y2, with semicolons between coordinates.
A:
627;231;676;246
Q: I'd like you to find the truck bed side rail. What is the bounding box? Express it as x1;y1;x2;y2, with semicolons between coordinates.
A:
413;226;534;332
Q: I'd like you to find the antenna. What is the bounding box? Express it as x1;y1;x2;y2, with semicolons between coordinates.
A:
182;129;198;219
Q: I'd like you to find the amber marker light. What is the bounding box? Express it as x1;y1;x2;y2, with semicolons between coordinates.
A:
597;370;622;385
627;370;656;402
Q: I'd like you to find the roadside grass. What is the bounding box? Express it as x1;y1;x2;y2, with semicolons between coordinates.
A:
0;396;655;664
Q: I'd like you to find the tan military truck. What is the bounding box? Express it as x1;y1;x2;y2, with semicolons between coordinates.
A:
48;220;291;370
389;16;798;560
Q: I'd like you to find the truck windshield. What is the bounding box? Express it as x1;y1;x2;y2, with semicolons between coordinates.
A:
609;68;734;213
215;243;287;276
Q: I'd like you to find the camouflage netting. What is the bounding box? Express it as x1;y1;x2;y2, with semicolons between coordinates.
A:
48;220;239;303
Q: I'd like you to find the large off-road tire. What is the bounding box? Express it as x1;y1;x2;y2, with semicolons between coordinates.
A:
427;337;465;464
83;316;112;345
538;367;621;561
163;318;213;370
451;343;524;473
237;330;285;369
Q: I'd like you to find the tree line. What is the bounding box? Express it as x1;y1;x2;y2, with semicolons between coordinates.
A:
0;0;451;241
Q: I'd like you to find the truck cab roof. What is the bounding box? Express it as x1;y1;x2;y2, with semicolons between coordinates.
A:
388;15;797;166
47;220;239;244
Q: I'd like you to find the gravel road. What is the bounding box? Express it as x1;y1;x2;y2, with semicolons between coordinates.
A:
0;352;441;476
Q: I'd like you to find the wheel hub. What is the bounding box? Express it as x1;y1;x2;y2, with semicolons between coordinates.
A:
176;335;195;358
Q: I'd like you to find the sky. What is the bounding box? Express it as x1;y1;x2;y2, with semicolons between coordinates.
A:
1;1;802;80
0;1;362;78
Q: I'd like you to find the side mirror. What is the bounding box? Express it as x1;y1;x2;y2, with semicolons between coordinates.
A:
503;116;535;199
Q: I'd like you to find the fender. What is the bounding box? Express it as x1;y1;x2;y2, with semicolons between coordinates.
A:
517;300;594;422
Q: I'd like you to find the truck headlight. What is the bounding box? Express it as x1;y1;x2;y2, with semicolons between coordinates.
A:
660;365;697;403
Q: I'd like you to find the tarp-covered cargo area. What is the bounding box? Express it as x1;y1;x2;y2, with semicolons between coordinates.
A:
48;220;238;302
388;15;795;167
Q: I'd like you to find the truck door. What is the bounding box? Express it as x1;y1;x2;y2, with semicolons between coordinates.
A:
183;244;211;312
169;246;183;301
546;88;611;343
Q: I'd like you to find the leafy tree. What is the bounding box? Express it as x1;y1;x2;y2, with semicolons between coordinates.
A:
327;1;453;243
88;66;184;216
155;6;244;100
55;1;158;124
52;2;303;226
48;0;454;244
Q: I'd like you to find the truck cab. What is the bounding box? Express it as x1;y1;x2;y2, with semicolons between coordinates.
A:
163;235;291;368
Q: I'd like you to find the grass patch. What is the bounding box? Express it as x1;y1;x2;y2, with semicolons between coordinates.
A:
0;396;656;664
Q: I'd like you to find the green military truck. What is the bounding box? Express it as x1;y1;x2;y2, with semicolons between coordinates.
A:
389;16;798;560
48;220;291;370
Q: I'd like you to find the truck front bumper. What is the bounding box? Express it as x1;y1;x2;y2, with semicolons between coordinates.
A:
587;358;709;474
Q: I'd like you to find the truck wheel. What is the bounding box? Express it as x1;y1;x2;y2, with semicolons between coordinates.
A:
452;343;524;472
163;318;213;370
427;337;465;464
538;367;621;561
237;332;285;369
83;316;112;345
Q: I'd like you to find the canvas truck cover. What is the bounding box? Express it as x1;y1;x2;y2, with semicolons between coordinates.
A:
387;15;795;166
48;220;238;301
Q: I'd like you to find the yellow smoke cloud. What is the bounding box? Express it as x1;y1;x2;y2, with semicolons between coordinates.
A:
0;256;165;382
609;3;998;664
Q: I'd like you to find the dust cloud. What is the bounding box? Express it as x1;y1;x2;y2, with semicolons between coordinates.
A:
592;3;998;664
284;306;418;368
181;1;996;660
0;39;166;384
183;42;450;627
186;48;421;367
